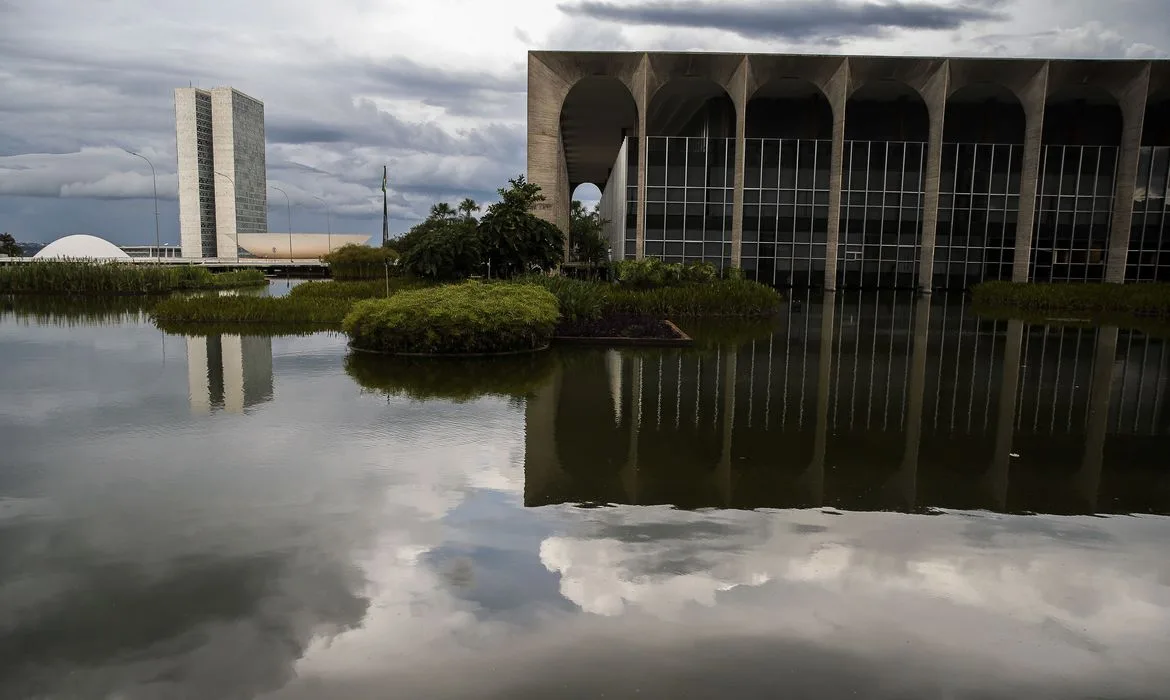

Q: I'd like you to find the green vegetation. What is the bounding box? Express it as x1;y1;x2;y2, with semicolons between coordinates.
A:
522;274;783;322
397;176;565;281
972;281;1170;316
613;258;723;287
344;350;556;403
343;282;560;354
288;278;424;300
2;294;155;327
321;244;398;280
0;261;267;295
0;233;21;257
151;295;353;327
568;200;609;267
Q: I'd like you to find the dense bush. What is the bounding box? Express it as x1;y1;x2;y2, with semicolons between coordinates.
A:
151;295;353;326
344;350;556;403
972;281;1170;316
322;244;398;280
399;219;483;280
478;176;565;277
0;261;266;295
521;274;782;319
343;282;560;354
613;259;721;288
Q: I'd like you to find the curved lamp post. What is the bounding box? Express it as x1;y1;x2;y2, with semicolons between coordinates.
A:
123;149;160;261
269;185;292;260
311;195;331;255
214;171;240;262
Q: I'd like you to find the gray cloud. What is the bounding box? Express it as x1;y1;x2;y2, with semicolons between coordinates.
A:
557;0;1009;41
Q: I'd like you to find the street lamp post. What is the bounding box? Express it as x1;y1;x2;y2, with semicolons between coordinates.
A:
214;171;240;262
311;195;331;254
269;185;292;261
124;149;160;262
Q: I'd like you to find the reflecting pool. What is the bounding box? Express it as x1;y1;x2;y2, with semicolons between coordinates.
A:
1;288;1169;699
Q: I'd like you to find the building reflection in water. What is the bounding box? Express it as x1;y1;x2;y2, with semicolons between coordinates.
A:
525;293;1170;516
186;334;274;415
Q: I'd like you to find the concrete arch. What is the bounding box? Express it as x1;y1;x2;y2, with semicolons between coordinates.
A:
560;77;639;190
944;83;1025;144
646;77;737;138
745;77;833;139
845;80;931;142
1043;85;1123;146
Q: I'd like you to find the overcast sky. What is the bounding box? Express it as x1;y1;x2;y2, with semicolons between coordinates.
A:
0;0;1167;245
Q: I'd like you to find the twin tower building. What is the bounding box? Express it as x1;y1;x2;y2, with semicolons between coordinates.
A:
174;87;267;259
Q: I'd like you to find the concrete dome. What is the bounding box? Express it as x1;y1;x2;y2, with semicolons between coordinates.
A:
33;234;131;260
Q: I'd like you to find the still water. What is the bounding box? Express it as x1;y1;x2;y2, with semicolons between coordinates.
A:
2;287;1169;699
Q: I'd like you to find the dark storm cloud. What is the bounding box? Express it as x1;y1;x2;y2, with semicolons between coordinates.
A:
558;0;1009;41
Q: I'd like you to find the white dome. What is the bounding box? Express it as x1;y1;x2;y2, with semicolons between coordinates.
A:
33;234;131;260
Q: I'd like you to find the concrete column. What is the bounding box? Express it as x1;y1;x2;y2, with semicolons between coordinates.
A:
634;54;651;260
717;348;737;505
823;61;849;291
1012;65;1049;283
804;291;837;505
917;62;950;293
1105;67;1152;284
985;319;1024;510
1077;325;1118;511
527;54;573;239
897;295;932;509
730;57;750;269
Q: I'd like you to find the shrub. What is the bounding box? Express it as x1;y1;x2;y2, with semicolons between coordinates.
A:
520;275;607;322
971;281;1170;316
477;175;566;277
344;351;556;403
343;282;560;354
322;244;398;280
400;219;483;280
0;261;266;295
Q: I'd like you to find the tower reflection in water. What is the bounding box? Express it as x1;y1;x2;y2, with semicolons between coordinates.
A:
186;334;274;415
525;293;1170;516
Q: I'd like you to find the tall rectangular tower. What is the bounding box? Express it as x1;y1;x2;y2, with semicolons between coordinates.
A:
175;86;267;258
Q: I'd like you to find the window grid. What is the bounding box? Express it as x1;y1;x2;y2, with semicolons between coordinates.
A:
642;136;734;269
838;140;927;289
934;143;1022;289
1030;145;1117;283
741;138;832;287
1127;146;1170;282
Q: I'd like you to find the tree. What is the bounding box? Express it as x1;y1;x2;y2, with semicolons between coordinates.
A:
429;202;457;221
457;198;479;221
477;175;565;277
0;233;21;257
569;200;609;266
400;217;482;280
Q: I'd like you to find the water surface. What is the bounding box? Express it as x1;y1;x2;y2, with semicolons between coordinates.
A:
1;288;1168;699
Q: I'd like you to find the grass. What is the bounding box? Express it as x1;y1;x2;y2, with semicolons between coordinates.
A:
343;281;560;354
2;294;156;327
971;281;1170;316
0;261;267;295
288;278;424;300
344;351;556;402
151;295;354;326
321;244;398;280
520;275;783;322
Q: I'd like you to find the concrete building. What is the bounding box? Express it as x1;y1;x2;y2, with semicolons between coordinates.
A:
175;87;268;259
529;52;1170;290
186;333;274;415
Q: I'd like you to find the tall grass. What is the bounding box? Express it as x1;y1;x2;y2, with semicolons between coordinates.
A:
321;244;398;280
288;278;424;300
151;295;353;325
520;275;782;319
972;281;1170;316
0;261;266;295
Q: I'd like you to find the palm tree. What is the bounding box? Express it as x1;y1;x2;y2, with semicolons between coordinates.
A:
429;202;456;221
457;198;479;221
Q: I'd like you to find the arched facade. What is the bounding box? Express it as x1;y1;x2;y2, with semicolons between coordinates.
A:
529;52;1167;290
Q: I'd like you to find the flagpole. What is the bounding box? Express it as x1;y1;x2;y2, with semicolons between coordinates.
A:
381;165;389;247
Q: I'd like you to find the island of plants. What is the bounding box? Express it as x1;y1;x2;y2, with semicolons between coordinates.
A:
0;260;267;295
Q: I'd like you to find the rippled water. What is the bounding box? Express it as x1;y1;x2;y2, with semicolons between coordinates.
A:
1;286;1169;699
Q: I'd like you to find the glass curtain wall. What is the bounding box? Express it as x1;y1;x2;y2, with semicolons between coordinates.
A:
934;144;1021;289
1127;146;1170;281
642;136;735;269
742;139;831;287
1030;145;1118;282
838;141;928;289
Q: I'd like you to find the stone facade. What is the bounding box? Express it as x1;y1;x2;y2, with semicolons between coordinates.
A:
530;52;1170;289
